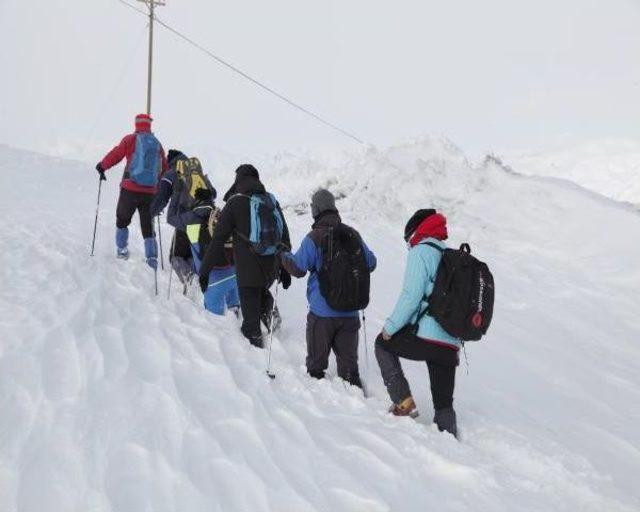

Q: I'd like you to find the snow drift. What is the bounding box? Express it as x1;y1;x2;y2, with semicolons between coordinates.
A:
500;138;640;206
1;138;639;512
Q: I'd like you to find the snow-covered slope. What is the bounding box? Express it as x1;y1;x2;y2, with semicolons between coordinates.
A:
1;139;639;512
500;138;640;206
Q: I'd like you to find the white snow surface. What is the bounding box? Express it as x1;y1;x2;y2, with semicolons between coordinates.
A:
1;138;639;512
500;138;640;206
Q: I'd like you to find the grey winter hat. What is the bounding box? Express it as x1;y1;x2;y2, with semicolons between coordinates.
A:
311;189;337;219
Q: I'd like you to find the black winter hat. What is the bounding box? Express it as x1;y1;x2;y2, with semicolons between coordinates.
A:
311;189;337;219
235;164;260;181
194;188;213;202
167;149;185;166
404;209;436;241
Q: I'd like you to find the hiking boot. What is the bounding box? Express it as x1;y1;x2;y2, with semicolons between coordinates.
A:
248;335;264;349
171;257;194;284
116;247;130;260
434;408;458;438
341;371;363;389
308;369;326;380
389;397;419;418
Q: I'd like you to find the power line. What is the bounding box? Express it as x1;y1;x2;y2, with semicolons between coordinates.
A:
115;0;366;145
117;0;147;16
84;24;149;151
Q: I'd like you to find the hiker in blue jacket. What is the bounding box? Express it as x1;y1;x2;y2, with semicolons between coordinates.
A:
167;183;239;315
150;149;194;284
281;189;376;388
375;209;459;437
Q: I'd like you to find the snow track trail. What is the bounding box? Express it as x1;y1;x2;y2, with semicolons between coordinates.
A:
1;141;639;511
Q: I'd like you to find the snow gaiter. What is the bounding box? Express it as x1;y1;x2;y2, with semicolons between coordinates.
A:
116;227;129;258
144;237;158;270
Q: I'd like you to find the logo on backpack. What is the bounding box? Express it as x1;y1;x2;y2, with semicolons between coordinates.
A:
318;225;370;312
176;158;215;210
425;242;494;341
129;133;161;186
244;193;284;256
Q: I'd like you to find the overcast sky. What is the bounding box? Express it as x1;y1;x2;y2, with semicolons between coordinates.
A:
1;0;639;166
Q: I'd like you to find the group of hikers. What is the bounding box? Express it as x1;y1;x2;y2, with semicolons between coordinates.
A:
95;114;495;439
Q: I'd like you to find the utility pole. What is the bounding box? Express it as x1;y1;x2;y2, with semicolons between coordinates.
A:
137;0;166;272
137;0;165;115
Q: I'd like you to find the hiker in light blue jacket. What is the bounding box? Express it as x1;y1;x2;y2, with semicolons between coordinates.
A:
375;209;459;438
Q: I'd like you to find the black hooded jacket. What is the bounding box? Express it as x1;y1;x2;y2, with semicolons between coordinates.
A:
200;171;290;288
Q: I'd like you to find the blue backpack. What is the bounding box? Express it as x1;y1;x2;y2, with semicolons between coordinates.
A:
245;193;284;256
129;133;161;186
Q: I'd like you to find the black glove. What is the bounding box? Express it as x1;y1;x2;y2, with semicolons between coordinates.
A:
279;268;292;290
95;163;106;181
276;242;290;253
199;273;208;293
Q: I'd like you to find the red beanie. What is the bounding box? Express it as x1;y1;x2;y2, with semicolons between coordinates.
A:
135;113;153;127
408;213;448;247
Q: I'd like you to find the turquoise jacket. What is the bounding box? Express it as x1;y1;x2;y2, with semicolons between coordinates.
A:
384;238;460;349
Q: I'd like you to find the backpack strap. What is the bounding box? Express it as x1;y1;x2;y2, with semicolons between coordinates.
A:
409;295;430;335
424;241;444;252
410;241;442;333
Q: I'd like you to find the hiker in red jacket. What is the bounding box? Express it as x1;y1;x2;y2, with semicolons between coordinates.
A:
95;114;168;267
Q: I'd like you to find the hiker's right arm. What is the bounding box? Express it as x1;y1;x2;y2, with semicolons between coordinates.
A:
280;236;315;278
165;177;187;229
100;135;133;171
384;248;428;336
150;172;175;217
275;200;292;251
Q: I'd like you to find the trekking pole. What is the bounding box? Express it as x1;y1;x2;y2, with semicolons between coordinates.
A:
167;231;175;299
157;215;165;270
90;176;103;256
154;267;158;296
265;282;280;380
362;311;370;379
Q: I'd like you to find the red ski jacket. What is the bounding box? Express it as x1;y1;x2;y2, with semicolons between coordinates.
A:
100;126;168;194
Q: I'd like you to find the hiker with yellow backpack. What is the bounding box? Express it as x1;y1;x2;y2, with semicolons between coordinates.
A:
150;150;194;286
164;159;240;315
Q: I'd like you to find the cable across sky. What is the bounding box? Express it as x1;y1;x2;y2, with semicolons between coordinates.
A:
115;0;366;145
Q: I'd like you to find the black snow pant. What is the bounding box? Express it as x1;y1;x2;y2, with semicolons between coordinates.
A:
238;286;274;347
116;188;155;239
170;229;192;259
170;230;194;283
375;328;458;410
306;312;362;388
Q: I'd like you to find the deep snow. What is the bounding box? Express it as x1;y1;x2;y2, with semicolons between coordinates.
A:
500;138;640;206
1;139;639;512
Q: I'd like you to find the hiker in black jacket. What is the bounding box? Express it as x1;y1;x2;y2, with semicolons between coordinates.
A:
199;164;291;347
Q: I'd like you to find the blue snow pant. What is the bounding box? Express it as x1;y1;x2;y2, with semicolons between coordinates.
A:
204;266;240;315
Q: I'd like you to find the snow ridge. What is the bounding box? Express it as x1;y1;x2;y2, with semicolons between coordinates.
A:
500;138;640;206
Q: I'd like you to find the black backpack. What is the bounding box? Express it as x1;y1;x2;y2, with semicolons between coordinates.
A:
424;242;494;341
318;225;370;312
